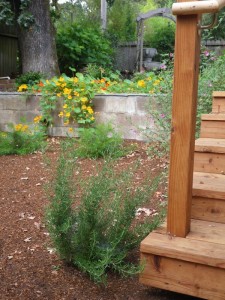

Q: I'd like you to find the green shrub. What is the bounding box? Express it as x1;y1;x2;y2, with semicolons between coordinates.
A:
46;142;162;283
75;123;127;159
56;23;113;75
144;19;175;59
0;123;47;155
16;71;43;86
141;69;173;158
197;51;225;135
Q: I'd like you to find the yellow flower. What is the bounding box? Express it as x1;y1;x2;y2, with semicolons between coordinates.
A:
59;77;64;82
58;111;64;117
90;116;95;121
22;125;29;132
63;88;72;95
14;124;23;131
56;82;61;86
67;95;72;100
74;91;80;97
61;83;67;88
46;80;50;84
18;84;28;92
149;89;155;94
153;80;160;86
81;97;88;103
33;115;42;123
68;127;74;132
81;105;87;110
63;104;68;109
87;106;93;114
57;93;62;97
137;80;146;88
14;124;28;132
65;112;70;118
73;77;79;83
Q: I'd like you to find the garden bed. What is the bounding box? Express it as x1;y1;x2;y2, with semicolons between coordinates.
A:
0;138;196;300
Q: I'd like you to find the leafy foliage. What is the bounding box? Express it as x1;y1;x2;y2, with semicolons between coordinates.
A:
143;69;173;157
16;71;43;86
0;0;35;28
46;142;162;283
144;20;175;59
38;73;96;126
0;122;47;156
0;0;14;25
202;8;225;41
197;51;225;134
56;22;113;74
75;123;127;159
107;0;139;42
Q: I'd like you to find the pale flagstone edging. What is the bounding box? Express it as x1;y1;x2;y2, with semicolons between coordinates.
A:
0;92;158;141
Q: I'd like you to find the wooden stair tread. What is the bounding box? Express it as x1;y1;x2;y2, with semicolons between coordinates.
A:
193;172;225;199
201;114;225;121
141;220;225;269
155;219;225;244
188;219;225;244
213;91;225;97
195;138;225;153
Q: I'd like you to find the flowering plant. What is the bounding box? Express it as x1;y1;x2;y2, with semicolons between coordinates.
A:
35;73;98;127
17;70;167;129
0;120;46;155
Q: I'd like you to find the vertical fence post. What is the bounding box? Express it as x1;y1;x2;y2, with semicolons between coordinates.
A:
167;12;201;237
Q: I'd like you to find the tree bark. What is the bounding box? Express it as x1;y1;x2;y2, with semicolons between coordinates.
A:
18;0;59;77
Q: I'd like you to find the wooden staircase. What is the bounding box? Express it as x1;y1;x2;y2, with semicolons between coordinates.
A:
140;92;225;300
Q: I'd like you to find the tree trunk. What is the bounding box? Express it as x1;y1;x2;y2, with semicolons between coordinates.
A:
18;0;59;77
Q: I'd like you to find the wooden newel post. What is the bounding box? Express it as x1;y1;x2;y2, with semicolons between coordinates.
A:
167;12;201;237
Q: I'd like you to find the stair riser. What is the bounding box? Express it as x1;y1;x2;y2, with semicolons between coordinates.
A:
140;254;225;300
194;152;225;174
212;97;225;113
200;121;225;139
192;197;225;223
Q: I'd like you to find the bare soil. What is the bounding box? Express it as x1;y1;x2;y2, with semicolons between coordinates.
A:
0;139;199;300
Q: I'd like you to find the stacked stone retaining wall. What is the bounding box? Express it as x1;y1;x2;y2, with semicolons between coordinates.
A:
0;93;155;141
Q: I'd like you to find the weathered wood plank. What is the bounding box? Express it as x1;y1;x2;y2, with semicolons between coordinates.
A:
213;91;225;97
200;120;225;139
188;219;225;244
195;138;225;153
141;231;225;267
201;114;225;121
193;172;225;199
213;92;225;113
194;152;225;174
167;13;200;237
192;197;225;223
140;254;225;300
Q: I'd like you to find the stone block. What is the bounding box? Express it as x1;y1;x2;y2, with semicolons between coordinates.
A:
26;95;41;110
104;95;136;113
0;110;17;123
93;96;106;112
48;126;79;137
0;95;27;110
136;95;151;113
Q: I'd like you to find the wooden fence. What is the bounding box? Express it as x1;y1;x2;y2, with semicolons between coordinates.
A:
0;25;18;78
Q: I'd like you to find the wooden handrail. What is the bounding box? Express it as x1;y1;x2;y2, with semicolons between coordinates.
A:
172;0;225;15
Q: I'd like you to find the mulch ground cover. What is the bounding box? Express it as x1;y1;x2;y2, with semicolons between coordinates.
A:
0;139;198;300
